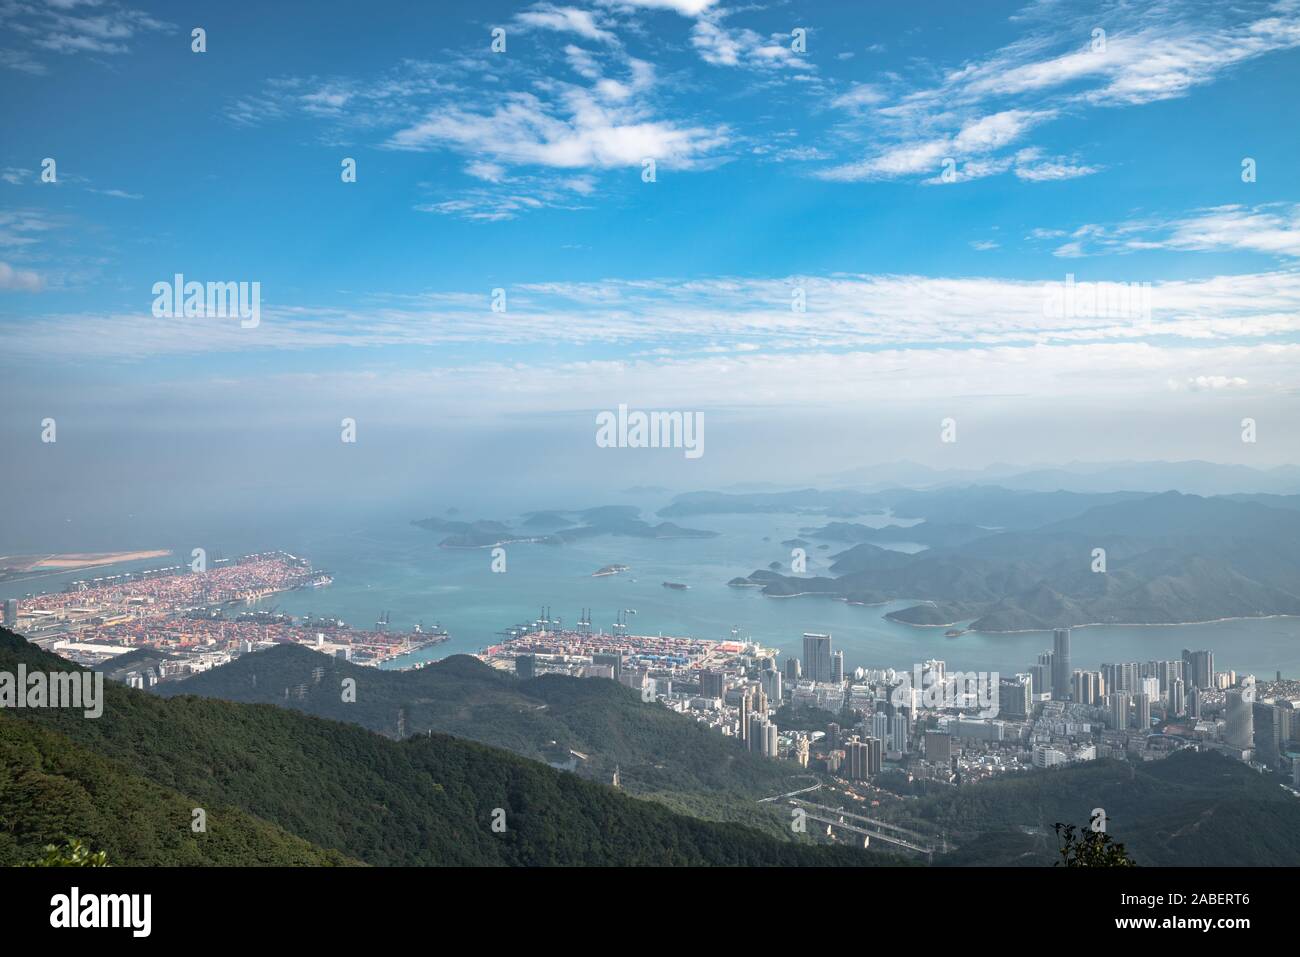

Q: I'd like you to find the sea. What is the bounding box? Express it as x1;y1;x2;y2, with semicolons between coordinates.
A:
4;498;1299;680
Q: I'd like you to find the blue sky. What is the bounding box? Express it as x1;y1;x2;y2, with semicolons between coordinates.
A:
2;0;1300;526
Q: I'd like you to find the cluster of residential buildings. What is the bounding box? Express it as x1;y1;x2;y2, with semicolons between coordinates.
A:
490;624;1300;792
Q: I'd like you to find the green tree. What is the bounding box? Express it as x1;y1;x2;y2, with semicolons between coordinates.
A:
24;838;109;867
1053;821;1135;867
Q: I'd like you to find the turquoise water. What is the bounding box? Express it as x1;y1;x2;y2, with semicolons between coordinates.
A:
8;505;1298;679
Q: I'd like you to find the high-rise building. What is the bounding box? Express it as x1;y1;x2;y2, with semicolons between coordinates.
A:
515;654;536;680
890;713;908;753
872;711;889;742
1029;662;1050;700
925;731;952;764
1029;660;1050;696
784;657;801;682
1134;693;1152;732
830;649;845;683
1000;675;1032;718
1156;659;1183;695
827;722;841;750
1169;677;1186;717
748;715;777;757
1254;702;1284;765
1140;676;1161;704
700;670;726;699
1052;628;1072;700
738;690;752;743
865;736;883;776
1108;692;1131;731
846;737;869;780
1101;661;1141;694
803;633;833;683
1072;670;1102;706
1224;679;1255;751
2;598;17;628
1182;649;1215;690
592;652;622;679
760;667;782;705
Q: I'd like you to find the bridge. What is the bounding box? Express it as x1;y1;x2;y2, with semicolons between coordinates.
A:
785;798;940;858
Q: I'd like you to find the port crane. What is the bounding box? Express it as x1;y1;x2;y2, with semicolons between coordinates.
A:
612;608;636;636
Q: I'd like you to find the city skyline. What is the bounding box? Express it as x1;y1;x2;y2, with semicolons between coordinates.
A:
2;0;1300;897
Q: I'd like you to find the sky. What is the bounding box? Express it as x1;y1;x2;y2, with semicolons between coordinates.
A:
2;0;1300;536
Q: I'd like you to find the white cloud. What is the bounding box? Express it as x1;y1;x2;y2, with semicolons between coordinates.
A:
598;0;720;17
821;109;1052;181
1181;375;1249;391
0;210;59;248
465;161;507;183
830;83;886;110
87;187;142;199
0;261;43;292
12;268;1300;359
514;5;617;44
1047;204;1300;259
818;3;1300;184
690;15;813;71
1;3;172;63
387;87;725;171
1014;159;1102;181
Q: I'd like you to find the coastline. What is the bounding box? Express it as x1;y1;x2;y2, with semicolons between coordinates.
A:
753;587;1300;633
885;611;1300;635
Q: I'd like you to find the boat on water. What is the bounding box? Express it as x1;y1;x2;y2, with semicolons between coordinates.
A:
662;581;689;590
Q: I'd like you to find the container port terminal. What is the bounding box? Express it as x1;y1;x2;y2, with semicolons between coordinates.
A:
4;550;448;681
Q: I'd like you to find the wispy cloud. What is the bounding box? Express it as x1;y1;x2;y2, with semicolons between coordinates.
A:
87;187;142;200
514;4;618;44
9;268;1300;360
1045;204;1300;259
225;30;728;219
0;260;44;292
0;1;171;68
817;1;1300;184
821;109;1055;181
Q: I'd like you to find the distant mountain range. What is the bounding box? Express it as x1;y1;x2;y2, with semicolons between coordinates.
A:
815;459;1300;496
415;505;717;547
159;644;802;830
727;489;1300;631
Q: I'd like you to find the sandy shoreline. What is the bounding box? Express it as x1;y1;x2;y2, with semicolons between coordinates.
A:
0;549;172;573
